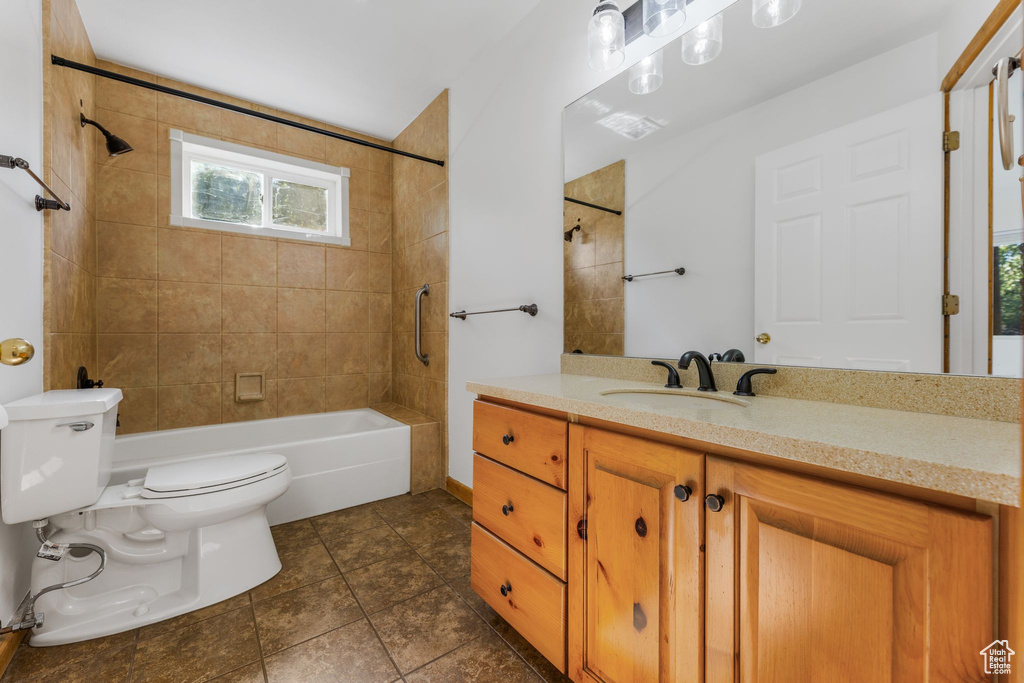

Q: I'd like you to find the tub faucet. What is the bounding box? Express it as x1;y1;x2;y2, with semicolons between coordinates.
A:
679;351;717;392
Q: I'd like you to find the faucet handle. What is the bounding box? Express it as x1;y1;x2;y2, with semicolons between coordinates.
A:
734;367;777;397
651;361;682;389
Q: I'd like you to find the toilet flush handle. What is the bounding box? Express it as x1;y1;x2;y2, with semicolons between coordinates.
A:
56;421;93;432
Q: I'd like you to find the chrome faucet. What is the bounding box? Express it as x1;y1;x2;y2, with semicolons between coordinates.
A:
678;351;717;392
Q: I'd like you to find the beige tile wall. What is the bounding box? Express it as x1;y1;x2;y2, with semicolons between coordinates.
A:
563;160;625;356
42;0;99;391
91;62;395;433
391;91;449;489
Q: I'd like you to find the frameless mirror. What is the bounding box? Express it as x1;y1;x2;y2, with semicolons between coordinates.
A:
563;0;1024;376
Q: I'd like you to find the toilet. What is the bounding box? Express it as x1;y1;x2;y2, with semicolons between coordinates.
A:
0;389;291;646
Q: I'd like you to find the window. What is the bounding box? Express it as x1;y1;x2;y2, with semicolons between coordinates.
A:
169;129;349;245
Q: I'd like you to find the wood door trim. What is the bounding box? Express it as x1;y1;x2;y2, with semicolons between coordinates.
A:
0;632;24;679
445;475;472;506
941;0;1021;93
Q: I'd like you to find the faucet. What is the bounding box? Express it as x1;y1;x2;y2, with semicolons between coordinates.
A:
679;351;717;392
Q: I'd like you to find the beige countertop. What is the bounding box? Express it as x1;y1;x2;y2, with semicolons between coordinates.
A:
467;373;1022;506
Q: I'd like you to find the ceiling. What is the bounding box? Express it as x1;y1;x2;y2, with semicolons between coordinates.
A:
76;0;542;141
565;0;961;180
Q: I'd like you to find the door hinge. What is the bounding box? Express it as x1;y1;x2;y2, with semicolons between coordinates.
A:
943;293;960;315
943;130;961;152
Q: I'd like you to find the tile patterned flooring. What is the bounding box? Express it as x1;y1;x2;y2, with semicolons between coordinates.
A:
2;490;569;683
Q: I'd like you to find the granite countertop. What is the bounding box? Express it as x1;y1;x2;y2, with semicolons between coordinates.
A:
467;373;1022;506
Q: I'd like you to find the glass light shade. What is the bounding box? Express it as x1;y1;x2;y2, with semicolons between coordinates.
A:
629;52;664;95
752;0;802;28
588;1;625;72
643;0;686;37
682;13;723;65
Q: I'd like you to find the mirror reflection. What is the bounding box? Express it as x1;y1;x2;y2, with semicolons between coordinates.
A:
564;0;1024;377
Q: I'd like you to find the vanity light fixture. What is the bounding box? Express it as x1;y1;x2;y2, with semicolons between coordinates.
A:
643;0;686;37
629;51;664;95
588;1;626;72
752;0;801;28
682;13;723;65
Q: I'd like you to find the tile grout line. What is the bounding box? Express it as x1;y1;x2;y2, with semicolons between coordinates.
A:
125;628;140;683
246;592;270;683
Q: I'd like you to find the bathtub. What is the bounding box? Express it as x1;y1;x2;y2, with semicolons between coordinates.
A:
110;409;411;525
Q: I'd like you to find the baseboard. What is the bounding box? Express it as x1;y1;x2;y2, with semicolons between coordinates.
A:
446;476;472;506
0;630;25;677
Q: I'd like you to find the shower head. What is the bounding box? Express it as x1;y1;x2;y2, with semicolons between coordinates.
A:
80;114;134;157
564;222;581;242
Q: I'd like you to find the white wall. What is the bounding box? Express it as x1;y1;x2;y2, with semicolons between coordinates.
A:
447;0;734;486
0;0;45;622
622;34;940;359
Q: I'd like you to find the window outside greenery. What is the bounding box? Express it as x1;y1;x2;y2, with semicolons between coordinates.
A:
993;243;1023;336
190;160;263;226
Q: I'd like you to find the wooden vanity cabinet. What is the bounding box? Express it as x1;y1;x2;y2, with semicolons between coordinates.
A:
704;456;994;683
567;425;705;683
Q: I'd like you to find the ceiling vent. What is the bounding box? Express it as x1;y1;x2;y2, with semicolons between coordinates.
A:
596;112;664;140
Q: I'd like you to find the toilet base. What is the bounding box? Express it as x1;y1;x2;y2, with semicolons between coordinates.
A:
26;508;281;646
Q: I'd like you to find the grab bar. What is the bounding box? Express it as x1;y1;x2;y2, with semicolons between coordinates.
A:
994;57;1020;171
623;267;686;282
450;304;539;320
415;284;429;366
0;155;71;211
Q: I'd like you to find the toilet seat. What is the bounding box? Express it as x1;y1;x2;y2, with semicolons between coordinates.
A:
141;453;288;499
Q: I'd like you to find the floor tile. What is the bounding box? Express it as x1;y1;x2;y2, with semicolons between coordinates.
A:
324;524;410;572
208;661;266;682
3;642;134;683
263;619;399;683
270;519;321;555
6;629;137;680
250;543;339;602
254;575;363;655
421;488;462;507
139;594;251;640
370;585;488;674
405;631;541;682
311;504;385;542
415;532;470;580
370;494;437;523
344;550;444;614
391;509;468;548
442;502;473;526
131;607;260;683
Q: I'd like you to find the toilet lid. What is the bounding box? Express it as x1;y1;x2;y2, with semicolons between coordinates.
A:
142;453;288;498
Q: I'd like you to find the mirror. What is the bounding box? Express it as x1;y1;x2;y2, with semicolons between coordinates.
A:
563;0;1024;376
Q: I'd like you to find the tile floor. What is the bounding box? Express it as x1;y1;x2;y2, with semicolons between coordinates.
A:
2;489;568;683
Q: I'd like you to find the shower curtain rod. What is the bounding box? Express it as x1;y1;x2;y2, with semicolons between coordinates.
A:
50;55;446;168
564;196;622;215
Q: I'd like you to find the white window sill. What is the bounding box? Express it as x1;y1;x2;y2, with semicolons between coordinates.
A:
169;215;351;247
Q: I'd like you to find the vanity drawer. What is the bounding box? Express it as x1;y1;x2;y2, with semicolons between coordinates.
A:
472;400;567;489
471;523;566;672
473;454;567;579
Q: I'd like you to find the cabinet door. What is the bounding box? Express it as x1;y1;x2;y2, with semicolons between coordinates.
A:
705;456;993;683
568;425;704;682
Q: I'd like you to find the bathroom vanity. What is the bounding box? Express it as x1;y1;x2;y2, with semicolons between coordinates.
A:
467;372;1018;682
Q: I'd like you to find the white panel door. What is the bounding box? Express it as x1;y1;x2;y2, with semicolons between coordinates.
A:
754;94;943;372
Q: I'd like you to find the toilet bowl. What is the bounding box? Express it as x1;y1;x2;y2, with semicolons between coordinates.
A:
0;389;291;645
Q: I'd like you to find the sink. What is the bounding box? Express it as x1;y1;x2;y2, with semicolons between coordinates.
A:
598;388;749;409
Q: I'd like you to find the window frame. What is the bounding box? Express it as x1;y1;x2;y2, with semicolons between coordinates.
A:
169;129;350;246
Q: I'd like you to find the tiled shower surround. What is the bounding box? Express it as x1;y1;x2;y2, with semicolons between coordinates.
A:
40;5;449;437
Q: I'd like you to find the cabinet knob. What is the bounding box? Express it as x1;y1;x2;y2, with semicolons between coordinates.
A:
499;582;512;596
674;484;692;502
705;494;725;512
502;502;514;516
502;434;515;445
576;519;587;540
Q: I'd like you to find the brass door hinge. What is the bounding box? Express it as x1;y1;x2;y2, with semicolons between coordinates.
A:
942;294;960;315
943;130;961;152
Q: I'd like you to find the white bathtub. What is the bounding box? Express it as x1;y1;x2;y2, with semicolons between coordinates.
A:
110;409;411;525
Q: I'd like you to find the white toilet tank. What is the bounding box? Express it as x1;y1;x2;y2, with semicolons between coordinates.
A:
0;389;122;524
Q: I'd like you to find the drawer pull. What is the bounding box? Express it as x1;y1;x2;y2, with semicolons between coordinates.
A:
674;484;692;502
502;502;515;516
502;433;515;445
705;494;725;512
499;582;512;596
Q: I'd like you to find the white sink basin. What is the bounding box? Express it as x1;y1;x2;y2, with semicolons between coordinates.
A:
598;388;749;410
